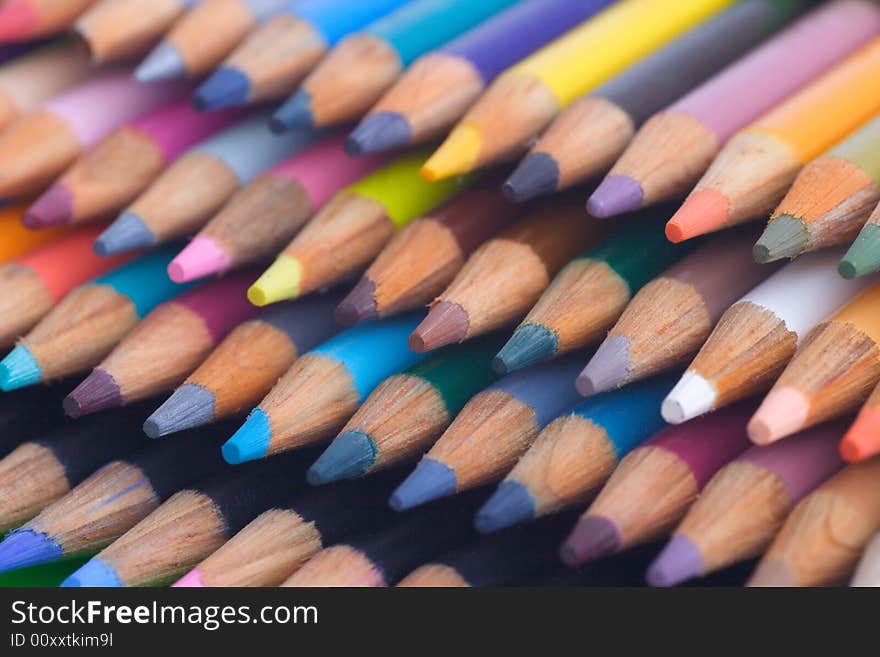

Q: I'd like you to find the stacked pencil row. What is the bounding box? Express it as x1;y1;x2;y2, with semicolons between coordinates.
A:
1;0;880;587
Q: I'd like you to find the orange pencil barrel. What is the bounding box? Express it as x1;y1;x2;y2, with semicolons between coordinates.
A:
0;205;69;263
754;39;880;162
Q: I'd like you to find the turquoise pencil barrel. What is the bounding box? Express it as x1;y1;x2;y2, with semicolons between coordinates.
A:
0;246;195;391
93;245;197;317
295;0;412;48
272;0;520;130
368;0;520;66
475;372;678;533
222;313;429;464
310;313;427;401
568;372;676;457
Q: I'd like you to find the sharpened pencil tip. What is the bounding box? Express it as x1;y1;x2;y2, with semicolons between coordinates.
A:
661;371;716;424
666;189;730;243
586;175;643;218
421;124;481;182
559;515;622;567
23;184;73;228
753;215;808;263
493;323;559;374
94;212;156;256
409;301;468;353
840;223;880;279
345;112;411;156
837;259;859;280
144;384;216;438
222;408;271;464
61;558;123;587
0;344;41;391
576;336;630;396
64;369;122;418
646;535;703;587
503;153;560;203
270;90;313;133
335;277;378;326
474;481;536;534
839;408;880;463
307;430;376;485
747;558;795;587
136;41;186;83
167;236;230;283
248;255;302;306
0;530;63;573
389;458;456;511
747;387;809;445
193;67;251;111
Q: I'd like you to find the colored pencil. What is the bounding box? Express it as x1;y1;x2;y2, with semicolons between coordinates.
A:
841;201;880;279
389;354;584;511
27;101;242;229
64;270;260;419
271;0;520;132
409;197;606;354
662;249;871;425
345;0;612;156
248;148;471;307
475;373;676;535
842;381;880;462
0;225;134;348
335;181;518;326
135;0;289;82
144;292;342;438
505;0;805;202
0;382;70;459
0;246;197;391
559;402;754;567
755;116;880;263
0;420;236;574
0;72;186;200
0;0;96;42
281;492;482;587
667;36;880;243
749;457;880;586
748;282;880;445
587;0;880;219
646;420;846;587
222;313;428;464
61;450;317;587
167;134;391;284
173;472;400;587
307;337;502;485
494;211;697;374
0;39;94;132
194;0;411;110
74;0;196;63
0;205;69;264
93;111;320;256
577;229;773;396
0;403;147;536
420;0;733;181
851;532;880;586
398;512;578;587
